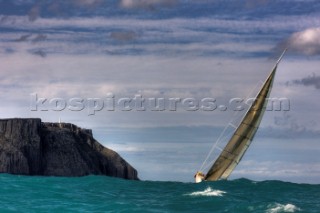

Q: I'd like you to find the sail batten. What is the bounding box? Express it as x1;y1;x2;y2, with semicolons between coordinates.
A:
203;51;286;182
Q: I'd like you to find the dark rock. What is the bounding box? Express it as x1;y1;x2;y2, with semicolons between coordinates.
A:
0;118;138;180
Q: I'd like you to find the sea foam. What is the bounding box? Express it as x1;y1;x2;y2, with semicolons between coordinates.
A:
267;203;301;213
186;187;226;197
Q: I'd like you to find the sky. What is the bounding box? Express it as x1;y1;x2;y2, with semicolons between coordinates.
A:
0;0;320;183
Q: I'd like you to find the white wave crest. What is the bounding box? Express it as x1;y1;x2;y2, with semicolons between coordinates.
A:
186;187;226;197
267;203;301;213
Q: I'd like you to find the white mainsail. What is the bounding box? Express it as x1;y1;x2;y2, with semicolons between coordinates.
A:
200;50;286;182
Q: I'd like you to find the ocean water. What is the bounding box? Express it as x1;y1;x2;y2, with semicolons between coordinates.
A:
0;174;319;213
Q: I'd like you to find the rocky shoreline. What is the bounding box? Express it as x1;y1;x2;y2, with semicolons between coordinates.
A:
0;118;138;180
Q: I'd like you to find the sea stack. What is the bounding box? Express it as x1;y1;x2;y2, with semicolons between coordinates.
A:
0;118;138;180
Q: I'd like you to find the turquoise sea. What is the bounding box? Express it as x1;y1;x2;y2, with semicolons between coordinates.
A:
0;174;319;213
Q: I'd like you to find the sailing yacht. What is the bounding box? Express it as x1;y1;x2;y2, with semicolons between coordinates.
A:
195;50;287;183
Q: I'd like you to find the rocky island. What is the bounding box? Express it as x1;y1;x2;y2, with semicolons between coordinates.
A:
0;118;138;180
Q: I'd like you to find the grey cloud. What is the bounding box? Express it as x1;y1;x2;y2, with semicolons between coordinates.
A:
30;49;47;58
110;31;138;41
71;0;103;8
0;15;19;25
119;0;177;10
13;0;34;5
264;112;320;139
27;0;103;22
273;112;303;132
275;28;320;56
291;73;320;89
32;34;47;43
3;48;15;54
245;0;269;9
47;1;66;17
274;112;291;127
28;4;40;22
13;34;47;43
14;34;33;42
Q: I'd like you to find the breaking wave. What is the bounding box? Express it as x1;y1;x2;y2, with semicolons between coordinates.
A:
266;203;301;213
186;187;226;197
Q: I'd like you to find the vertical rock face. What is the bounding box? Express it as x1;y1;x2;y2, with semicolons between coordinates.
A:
0;118;138;180
0;118;42;175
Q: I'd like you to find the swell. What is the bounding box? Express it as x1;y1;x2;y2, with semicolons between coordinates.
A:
0;175;319;213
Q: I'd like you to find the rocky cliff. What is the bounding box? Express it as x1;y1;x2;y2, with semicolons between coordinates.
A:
0;118;138;180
